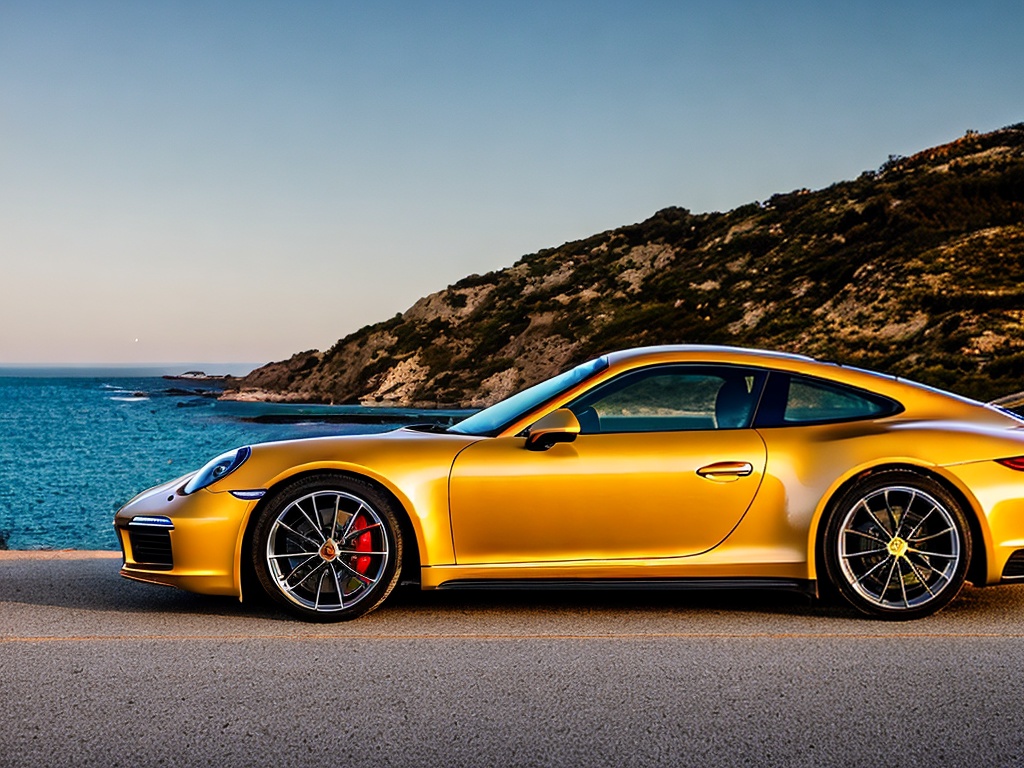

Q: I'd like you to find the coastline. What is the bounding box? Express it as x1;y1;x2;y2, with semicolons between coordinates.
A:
211;394;475;424
0;375;476;552
219;386;473;411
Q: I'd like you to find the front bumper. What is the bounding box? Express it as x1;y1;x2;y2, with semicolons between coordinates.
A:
113;475;258;597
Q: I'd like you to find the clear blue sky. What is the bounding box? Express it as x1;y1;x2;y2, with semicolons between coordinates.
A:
2;0;1022;367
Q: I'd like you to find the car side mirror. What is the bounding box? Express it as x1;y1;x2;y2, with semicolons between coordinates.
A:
525;408;581;451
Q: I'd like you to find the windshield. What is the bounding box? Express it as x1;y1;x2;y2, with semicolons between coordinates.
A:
449;356;609;436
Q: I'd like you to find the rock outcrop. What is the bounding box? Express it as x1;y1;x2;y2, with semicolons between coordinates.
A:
225;125;1024;406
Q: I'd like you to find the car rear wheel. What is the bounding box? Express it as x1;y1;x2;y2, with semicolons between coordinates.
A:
823;471;970;620
251;474;403;622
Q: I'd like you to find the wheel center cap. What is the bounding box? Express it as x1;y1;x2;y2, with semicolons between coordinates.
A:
887;537;908;558
319;538;339;562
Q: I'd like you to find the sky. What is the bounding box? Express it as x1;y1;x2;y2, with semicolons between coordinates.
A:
2;1;1023;369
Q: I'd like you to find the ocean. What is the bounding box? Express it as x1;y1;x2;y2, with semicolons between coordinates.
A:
0;371;470;550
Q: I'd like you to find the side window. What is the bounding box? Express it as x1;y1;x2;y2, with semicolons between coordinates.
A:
757;373;899;426
567;366;766;434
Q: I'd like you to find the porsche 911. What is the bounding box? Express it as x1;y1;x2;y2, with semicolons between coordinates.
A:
114;345;1024;621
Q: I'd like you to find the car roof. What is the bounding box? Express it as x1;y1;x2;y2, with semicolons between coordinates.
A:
597;344;1008;424
605;344;817;367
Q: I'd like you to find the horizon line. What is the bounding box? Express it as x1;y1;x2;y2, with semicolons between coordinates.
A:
0;362;264;377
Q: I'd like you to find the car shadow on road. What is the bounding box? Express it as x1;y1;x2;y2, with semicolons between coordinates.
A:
6;554;1014;625
382;582;863;620
0;554;863;623
0;555;280;620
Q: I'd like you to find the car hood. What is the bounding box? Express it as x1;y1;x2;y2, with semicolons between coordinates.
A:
206;426;484;494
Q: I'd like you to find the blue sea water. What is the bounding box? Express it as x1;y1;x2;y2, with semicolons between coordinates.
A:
0;374;466;550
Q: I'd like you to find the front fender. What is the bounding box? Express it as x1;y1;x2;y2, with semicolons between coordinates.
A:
220;430;483;572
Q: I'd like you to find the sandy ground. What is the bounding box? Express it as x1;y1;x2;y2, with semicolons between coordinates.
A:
0;549;121;560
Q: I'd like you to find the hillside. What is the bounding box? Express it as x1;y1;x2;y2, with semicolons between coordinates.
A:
227;125;1024;407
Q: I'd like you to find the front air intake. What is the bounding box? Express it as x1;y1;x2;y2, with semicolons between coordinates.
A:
1002;550;1024;580
128;525;173;568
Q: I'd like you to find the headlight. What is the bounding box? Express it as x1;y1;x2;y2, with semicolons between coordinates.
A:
182;446;251;495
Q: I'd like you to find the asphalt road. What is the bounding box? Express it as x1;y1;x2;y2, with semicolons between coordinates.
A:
3;552;1024;767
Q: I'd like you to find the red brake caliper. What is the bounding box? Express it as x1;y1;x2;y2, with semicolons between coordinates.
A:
351;514;372;575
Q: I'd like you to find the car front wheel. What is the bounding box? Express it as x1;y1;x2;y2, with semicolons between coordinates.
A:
251;474;403;621
823;471;970;620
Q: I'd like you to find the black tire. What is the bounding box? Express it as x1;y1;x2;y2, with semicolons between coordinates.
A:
251;474;403;622
823;470;970;620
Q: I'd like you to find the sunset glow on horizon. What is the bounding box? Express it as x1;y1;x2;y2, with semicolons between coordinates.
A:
2;1;1022;365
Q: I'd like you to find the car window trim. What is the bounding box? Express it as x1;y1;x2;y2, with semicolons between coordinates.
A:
753;371;904;429
564;362;770;435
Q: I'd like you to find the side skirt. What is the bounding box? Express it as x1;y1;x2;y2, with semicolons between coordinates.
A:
436;577;817;596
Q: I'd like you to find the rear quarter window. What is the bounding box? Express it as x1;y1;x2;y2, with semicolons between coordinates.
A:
756;373;901;427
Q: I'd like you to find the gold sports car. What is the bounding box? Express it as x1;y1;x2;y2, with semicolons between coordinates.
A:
115;345;1024;621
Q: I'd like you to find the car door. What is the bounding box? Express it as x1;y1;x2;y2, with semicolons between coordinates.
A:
448;365;768;565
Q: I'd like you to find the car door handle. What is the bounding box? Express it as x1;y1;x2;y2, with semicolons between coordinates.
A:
696;461;754;479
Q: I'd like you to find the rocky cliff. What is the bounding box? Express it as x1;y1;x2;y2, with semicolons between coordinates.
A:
227;125;1024;407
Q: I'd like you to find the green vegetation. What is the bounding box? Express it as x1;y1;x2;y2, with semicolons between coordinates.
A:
232;125;1024;407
